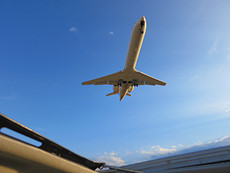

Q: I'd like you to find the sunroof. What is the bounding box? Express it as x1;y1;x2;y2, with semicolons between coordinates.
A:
1;127;42;147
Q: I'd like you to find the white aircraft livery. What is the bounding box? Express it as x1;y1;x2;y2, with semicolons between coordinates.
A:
82;16;166;101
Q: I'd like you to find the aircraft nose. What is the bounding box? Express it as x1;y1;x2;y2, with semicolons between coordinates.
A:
140;16;146;28
141;16;146;21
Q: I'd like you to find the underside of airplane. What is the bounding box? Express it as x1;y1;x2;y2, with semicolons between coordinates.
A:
82;16;166;101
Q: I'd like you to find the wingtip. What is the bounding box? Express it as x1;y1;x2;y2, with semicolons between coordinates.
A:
82;81;90;85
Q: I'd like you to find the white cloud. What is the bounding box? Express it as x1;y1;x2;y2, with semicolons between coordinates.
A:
139;144;182;159
109;31;114;35
94;152;125;166
91;136;230;166
209;40;217;55
69;27;77;32
227;54;230;62
140;145;177;155
191;0;206;23
188;74;201;83
227;44;230;61
184;56;230;117
177;135;230;155
138;135;230;160
225;108;230;113
185;99;230;117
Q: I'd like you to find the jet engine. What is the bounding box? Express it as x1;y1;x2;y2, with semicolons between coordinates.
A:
128;86;134;93
113;85;119;93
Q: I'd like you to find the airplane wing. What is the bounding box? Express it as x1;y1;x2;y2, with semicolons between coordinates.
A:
82;71;124;85
132;71;166;86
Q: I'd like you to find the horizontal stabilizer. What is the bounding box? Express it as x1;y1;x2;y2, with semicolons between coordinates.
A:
126;93;131;96
106;92;117;96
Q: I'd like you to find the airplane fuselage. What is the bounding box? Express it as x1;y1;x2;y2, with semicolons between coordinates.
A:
124;16;146;71
119;16;146;100
82;16;166;101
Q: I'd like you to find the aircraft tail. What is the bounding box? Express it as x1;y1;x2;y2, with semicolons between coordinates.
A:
106;92;117;96
106;92;131;96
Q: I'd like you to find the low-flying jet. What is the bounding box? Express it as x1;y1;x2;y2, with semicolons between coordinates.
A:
82;16;166;101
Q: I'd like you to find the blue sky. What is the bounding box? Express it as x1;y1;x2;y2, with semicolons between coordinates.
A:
1;0;230;166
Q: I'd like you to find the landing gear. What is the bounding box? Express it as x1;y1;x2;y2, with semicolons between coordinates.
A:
117;80;138;87
132;80;138;87
132;83;138;87
117;79;123;86
117;80;129;86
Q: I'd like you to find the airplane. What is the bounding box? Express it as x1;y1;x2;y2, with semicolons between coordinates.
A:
82;16;166;101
